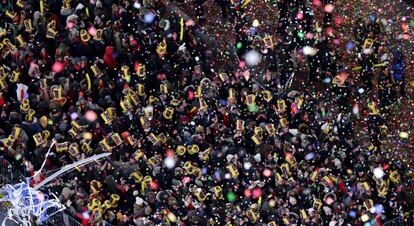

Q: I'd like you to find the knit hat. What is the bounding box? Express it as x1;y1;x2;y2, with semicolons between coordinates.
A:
61;187;74;199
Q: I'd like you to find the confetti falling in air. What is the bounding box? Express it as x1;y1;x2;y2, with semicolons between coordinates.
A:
1;0;414;224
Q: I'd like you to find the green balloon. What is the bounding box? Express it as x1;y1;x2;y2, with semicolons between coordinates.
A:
227;192;236;202
236;42;243;49
410;19;414;28
297;32;305;39
247;104;259;112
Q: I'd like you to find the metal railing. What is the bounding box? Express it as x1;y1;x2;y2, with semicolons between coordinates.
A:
383;210;414;226
0;158;17;184
46;208;83;226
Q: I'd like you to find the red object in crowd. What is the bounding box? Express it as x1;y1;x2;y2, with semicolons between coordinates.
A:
221;112;229;126
121;131;130;140
103;46;116;69
338;180;346;194
75;210;91;226
30;173;45;187
188;90;194;100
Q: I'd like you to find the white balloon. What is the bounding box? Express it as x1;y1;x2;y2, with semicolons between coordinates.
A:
252;19;260;27
164;157;176;169
373;167;384;179
244;50;262;67
133;2;141;8
303;46;318;56
399;131;409;139
363;48;373;55
243;161;252;170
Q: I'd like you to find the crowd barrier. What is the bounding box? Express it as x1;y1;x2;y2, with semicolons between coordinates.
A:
383;210;414;226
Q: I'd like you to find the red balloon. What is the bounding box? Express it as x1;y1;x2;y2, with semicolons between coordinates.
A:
121;131;130;140
166;149;174;157
151;180;159;190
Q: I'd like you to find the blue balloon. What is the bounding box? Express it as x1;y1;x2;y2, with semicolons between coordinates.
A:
249;27;257;35
346;42;354;50
349;210;357;218
220;99;227;106
374;204;384;214
144;12;156;24
202;167;208;174
323;77;332;84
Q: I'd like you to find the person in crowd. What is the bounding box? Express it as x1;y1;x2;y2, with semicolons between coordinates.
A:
0;0;412;225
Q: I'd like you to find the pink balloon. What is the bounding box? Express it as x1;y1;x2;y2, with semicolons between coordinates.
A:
326;27;334;36
238;61;246;68
312;0;322;7
85;110;98;122
306;33;314;39
325;196;334;205
324;4;335;13
401;23;409;32
334;17;343;26
252;188;262;198
88;26;97;36
263;168;272;177
244;189;252;198
403;34;410;40
188;90;194;100
182;176;191;184
66;22;74;29
52;61;65;73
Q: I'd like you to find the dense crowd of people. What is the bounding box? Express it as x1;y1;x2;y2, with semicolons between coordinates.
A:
0;0;413;225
